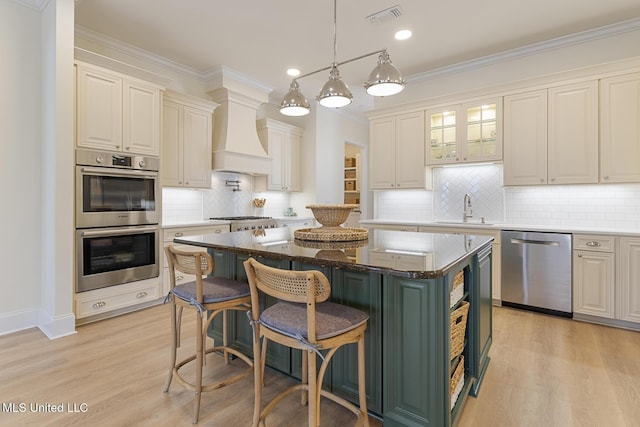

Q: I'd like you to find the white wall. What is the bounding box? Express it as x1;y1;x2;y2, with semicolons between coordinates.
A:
0;1;44;334
0;0;76;338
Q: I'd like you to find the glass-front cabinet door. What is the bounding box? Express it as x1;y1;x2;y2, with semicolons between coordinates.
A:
426;98;502;165
462;99;502;163
427;105;461;164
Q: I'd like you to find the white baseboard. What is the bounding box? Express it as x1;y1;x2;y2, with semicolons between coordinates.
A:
38;310;77;339
0;308;77;339
0;308;39;336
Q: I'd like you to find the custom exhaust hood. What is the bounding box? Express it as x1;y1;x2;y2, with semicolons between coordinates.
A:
208;76;271;175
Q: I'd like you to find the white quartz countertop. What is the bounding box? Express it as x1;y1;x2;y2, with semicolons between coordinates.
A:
359;219;640;237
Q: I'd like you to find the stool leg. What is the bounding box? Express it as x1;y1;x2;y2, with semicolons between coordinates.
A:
223;309;230;364
163;300;178;392
251;327;262;427
193;313;204;424
358;336;369;427
301;350;308;405
307;349;318;427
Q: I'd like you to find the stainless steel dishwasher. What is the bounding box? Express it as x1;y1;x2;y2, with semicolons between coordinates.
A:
501;230;572;317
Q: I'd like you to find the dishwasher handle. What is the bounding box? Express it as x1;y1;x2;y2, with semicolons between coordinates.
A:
510;238;560;247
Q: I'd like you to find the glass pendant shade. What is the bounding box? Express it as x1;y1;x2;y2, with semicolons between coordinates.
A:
317;64;353;108
365;51;406;97
280;80;310;116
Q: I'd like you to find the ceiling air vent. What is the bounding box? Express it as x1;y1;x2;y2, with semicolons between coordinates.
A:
366;5;403;25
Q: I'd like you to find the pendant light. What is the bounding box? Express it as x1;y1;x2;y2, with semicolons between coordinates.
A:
279;0;405;117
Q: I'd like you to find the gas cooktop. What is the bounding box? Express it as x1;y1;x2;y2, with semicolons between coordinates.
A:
209;216;273;221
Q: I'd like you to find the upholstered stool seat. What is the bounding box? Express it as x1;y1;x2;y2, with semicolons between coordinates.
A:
163;246;253;424
244;257;370;427
260;301;368;341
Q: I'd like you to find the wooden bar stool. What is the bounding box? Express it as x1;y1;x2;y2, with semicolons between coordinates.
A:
163;245;253;424
243;257;370;427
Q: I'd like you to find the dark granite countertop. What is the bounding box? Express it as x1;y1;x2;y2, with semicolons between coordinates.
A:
174;227;493;279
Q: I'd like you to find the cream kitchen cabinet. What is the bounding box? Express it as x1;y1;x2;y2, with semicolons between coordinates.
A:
370;111;426;189
503;81;598;185
162;91;217;188
75;277;162;324
76;62;161;156
162;224;230;294
617;237;640;324
573;235;615;318
426;98;502;165
257;119;303;192
600;72;640;183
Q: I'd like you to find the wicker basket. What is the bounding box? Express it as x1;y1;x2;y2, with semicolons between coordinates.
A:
450;301;470;360
306;204;358;228
449;270;465;308
450;356;465;410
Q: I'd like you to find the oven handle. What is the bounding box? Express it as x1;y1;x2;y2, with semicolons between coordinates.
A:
80;166;158;179
80;226;159;237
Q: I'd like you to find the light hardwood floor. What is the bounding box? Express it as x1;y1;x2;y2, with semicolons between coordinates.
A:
0;304;638;426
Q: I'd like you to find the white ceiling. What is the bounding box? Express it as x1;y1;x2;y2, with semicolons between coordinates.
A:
75;0;640;113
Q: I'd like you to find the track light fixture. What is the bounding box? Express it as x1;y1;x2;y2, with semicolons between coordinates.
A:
279;0;405;116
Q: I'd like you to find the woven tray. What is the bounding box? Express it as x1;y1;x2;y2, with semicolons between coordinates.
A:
294;238;368;249
293;227;369;242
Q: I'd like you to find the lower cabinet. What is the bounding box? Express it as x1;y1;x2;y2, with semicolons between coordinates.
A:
206;248;490;426
618;237;640;323
573;235;615;318
75;277;161;323
572;235;640;330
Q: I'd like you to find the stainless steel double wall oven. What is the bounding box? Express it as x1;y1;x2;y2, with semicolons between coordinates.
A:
75;148;160;293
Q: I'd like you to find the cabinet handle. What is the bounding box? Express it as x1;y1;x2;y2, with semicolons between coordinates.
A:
604;176;609;180
185;181;189;185
125;146;130;151
92;301;106;309
174;232;184;237
115;145;120;149
586;241;601;247
577;254;583;258
176;275;184;281
136;292;148;299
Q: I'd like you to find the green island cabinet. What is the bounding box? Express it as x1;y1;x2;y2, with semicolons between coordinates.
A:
176;228;492;426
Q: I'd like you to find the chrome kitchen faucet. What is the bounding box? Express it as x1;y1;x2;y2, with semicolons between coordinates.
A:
463;193;473;222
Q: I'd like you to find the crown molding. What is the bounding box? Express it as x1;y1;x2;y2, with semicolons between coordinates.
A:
408;17;640;84
10;0;50;11
75;25;274;95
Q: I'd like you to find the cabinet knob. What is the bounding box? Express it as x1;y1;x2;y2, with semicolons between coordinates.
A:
577;254;583;258
214;229;222;233
174;232;184;237
185;181;189;185
604;176;609;180
125;146;130;151
550;178;555;182
540;178;545;183
136;292;148;299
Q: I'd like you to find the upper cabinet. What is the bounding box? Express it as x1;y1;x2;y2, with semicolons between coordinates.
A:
257;119;303;192
503;81;598;186
76;62;161;156
426;98;502;165
600;72;640;183
370;111;426;189
161;91;218;188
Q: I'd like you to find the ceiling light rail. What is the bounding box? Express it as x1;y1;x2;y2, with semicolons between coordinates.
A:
280;0;406;116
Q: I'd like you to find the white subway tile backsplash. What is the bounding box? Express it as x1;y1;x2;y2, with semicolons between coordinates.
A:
163;172;293;223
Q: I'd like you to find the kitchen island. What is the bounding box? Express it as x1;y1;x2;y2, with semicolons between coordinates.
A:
175;227;493;427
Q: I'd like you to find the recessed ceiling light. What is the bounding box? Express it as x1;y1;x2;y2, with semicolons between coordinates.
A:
394;29;412;40
287;68;301;77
